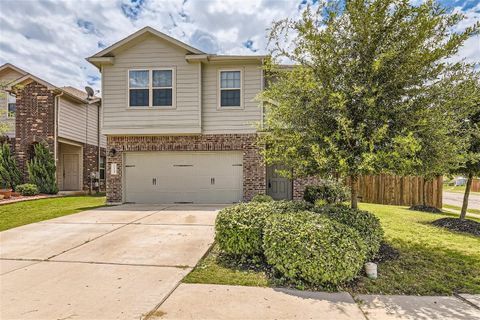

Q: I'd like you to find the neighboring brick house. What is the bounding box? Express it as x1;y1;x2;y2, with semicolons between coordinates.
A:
87;26;313;204
0;63;106;192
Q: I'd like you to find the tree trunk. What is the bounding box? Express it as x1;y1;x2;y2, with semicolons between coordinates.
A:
460;173;473;220
350;174;358;209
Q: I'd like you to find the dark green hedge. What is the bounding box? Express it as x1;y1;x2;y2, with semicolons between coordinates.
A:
263;212;367;285
314;204;384;259
215;200;312;257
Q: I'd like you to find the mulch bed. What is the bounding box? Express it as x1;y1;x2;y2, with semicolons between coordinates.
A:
409;205;443;213
0;194;63;206
373;242;400;263
431;217;480;237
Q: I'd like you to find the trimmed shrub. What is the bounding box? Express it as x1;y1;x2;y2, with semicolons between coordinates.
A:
268;199;313;213
27;143;58;194
216;202;272;257
314;204;384;259
215;200;312;257
303;180;350;204
251;194;274;202
263;212;367;286
0;143;21;190
15;183;39;196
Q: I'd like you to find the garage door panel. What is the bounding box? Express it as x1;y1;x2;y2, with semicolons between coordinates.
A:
125;151;243;204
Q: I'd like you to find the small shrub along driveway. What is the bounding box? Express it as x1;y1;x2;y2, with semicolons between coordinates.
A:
0;195;106;231
184;203;480;295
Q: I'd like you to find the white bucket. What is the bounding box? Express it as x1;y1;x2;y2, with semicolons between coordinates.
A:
365;262;377;279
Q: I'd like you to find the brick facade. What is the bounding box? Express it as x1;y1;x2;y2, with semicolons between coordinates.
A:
14;82;55;180
82;143;106;191
293;176;322;200
10;80;105;191
106;134;266;203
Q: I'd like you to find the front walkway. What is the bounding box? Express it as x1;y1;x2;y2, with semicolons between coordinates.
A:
152;284;480;320
0;204;222;319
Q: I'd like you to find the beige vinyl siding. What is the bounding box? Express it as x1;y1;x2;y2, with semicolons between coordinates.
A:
102;34;200;134
86;104;99;146
99;107;107;147
58;97;87;142
58;96;102;146
202;63;262;134
0;68;24;138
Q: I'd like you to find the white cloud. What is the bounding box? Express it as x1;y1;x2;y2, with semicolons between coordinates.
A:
0;0;478;93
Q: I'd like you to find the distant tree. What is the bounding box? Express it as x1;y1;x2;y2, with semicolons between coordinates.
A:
27;143;58;194
259;0;479;208
0;143;21;190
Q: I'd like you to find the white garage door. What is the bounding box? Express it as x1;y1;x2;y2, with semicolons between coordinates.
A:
124;151;243;204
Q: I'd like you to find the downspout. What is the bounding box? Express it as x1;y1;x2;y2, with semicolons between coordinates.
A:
97;101;101;192
54;92;64;179
260;58;265;130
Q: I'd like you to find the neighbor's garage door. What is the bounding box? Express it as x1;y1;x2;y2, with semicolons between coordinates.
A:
124;151;243;204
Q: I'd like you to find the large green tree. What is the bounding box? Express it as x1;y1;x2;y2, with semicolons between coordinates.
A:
446;70;480;219
410;69;471;206
259;0;479;208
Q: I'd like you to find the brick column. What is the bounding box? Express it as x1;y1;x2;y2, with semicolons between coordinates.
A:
14;82;55;182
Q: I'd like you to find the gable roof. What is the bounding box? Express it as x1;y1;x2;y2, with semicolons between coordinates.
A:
90;26;204;59
6;72;99;104
0;63;28;77
86;26;267;69
8;73;57;90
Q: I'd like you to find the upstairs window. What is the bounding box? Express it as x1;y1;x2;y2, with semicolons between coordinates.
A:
128;69;175;108
7;94;16;117
129;70;149;107
153;70;173;107
219;70;242;108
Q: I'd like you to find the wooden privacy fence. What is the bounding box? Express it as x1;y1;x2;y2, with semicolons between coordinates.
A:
472;178;480;193
353;175;443;208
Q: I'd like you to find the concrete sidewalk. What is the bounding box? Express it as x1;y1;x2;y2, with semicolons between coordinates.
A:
150;283;480;320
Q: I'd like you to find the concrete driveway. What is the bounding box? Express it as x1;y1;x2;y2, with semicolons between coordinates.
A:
0;204;222;320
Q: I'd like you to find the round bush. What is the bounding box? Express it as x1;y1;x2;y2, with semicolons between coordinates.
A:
263;212;367;285
215;200;312;257
304;180;350;204
15;183;39;196
267;200;313;213
314;204;384;259
251;194;274;203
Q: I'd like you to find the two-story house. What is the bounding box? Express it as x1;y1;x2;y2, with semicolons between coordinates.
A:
88;27;310;204
0;63;106;192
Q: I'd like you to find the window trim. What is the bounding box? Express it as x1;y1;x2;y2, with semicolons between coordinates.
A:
99;156;106;180
217;68;243;110
127;68;176;109
7;93;16;118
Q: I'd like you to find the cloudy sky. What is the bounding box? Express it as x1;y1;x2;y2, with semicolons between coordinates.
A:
0;0;478;93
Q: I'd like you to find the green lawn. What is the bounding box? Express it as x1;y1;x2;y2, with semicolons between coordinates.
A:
0;195;106;231
443;203;480;215
184;203;480;295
